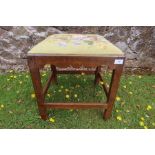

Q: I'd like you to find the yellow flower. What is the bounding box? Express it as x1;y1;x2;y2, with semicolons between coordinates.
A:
42;73;46;77
129;91;133;95
60;85;64;89
126;110;130;113
1;104;4;108
140;117;145;121
9;110;13;114
146;105;152;111
49;117;55;123
66;94;70;99
138;75;142;79
26;75;29;78
16;90;20;94
81;72;85;75
14;76;17;79
106;84;109;88
116;96;121;101
70;109;73;112
139;121;144;126
129;81;132;85
74;94;78;98
65;89;69;92
116;116;122;121
7;79;10;81
9;70;13;73
100;81;104;85
144;126;148;129
152;122;155;126
10;75;13;78
31;93;36;98
47;93;51;97
123;85;127;88
19;81;22;84
116;109;119;113
58;89;62;92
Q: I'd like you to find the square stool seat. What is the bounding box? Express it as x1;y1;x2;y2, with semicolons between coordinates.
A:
28;34;124;57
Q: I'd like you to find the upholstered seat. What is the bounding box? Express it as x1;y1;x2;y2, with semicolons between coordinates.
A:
28;34;124;57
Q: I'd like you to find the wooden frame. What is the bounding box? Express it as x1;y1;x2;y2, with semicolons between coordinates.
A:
28;55;125;120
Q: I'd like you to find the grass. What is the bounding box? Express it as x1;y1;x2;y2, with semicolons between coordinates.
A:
0;70;155;129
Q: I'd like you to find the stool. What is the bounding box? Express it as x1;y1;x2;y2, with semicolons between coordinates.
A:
27;34;125;120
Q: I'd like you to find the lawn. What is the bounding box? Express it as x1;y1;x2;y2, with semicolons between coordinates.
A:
0;69;154;129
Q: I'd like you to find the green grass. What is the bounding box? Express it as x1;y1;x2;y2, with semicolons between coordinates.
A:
0;70;155;129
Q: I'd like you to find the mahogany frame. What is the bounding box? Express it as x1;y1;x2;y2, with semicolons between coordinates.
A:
28;55;125;120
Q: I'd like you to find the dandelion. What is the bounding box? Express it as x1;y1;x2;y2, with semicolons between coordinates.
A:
70;109;73;112
106;84;109;88
116;109;119;113
116;116;122;121
31;93;36;98
42;73;46;77
129;81;132;85
126;110;130;113
66;94;70;99
1;104;4;108
19;81;23;84
58;89;62;92
100;81;104;85
140;117;145;121
9;110;13;114
47;93;51;97
123;85;127;88
139;121;144;127
7;79;10;81
138;75;142;79
144;126;148;129
152;122;155;126
9;70;13;73
60;85;64;89
65;89;69;92
10;75;13;78
49;117;55;123
129;91;133;95
14;76;17;79
26;75;29;78
74;94;78;98
146;105;152;111
116;96;121;101
16;90;20;94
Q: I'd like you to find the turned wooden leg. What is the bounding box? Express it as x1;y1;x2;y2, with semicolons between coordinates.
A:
51;65;58;84
103;65;123;120
28;57;48;120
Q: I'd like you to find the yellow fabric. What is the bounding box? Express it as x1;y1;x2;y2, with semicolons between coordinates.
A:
28;34;124;56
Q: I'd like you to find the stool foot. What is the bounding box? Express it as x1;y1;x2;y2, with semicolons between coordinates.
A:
38;106;48;120
103;109;112;120
40;114;48;120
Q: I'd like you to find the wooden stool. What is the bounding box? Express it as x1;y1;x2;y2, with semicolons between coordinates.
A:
27;34;125;120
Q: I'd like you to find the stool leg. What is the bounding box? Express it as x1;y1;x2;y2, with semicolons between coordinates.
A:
103;65;123;120
28;58;48;120
51;65;58;84
94;66;101;85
